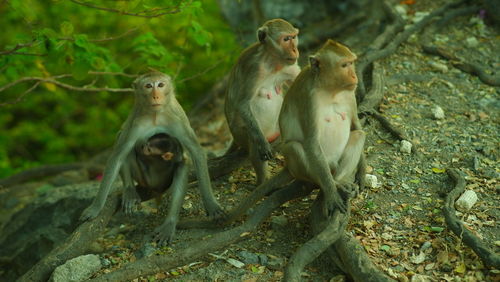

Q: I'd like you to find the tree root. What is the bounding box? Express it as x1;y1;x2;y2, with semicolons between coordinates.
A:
190;146;248;182
285;207;348;281
310;196;394;282
422;45;500;87
18;194;119;282
356;0;465;99
444;169;500;269
365;111;409;142
88;182;313;282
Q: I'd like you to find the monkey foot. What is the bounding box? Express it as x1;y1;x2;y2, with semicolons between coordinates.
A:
153;220;176;247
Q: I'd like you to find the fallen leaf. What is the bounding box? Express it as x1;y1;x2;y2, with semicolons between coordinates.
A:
410;251;426;264
432;167;446;173
436;250;449;264
454;262;466;273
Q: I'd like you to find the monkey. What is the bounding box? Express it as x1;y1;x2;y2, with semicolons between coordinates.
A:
278;39;366;215
120;133;185;245
224;18;301;185
80;72;225;245
180;40;366;228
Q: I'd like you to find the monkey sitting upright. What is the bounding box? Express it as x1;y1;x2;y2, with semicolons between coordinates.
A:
225;18;301;185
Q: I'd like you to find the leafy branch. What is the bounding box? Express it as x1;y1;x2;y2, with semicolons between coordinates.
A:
69;0;192;18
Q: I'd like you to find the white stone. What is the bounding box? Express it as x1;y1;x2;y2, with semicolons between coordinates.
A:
50;254;102;282
400;140;412;154
365;174;378;188
455;190;478;211
428;61;448;73
432;105;445;119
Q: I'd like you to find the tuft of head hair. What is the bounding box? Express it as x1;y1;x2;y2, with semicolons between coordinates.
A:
133;72;171;89
258;18;298;42
319;39;355;58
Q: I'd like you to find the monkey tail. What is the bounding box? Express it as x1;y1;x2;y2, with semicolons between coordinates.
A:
226;169;294;223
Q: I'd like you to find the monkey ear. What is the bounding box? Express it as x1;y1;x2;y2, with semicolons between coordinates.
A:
309;56;320;70
257;26;267;43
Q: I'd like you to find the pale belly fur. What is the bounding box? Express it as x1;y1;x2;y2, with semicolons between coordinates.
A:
318;104;350;168
252;86;283;141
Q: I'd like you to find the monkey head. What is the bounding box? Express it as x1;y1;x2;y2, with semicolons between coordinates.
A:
257;18;299;65
141;133;181;161
133;72;173;111
309;39;358;92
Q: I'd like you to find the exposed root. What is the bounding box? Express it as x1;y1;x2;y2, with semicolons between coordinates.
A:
422;45;500;87
310;196;394;282
88;182;313;282
18;194;119;282
444;169;500;269
285;207;348;281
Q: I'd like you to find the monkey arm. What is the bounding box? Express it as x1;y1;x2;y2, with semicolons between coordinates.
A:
80;128;138;221
174;121;225;219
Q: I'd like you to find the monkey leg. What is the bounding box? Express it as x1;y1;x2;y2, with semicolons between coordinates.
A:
334;130;366;183
153;162;188;246
249;142;270;185
120;161;141;215
282;141;347;214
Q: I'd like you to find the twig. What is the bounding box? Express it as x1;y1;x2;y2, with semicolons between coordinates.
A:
443;169;500;269
0;81;40;106
0;76;133;94
69;0;189;18
177;58;226;83
0;40;37;56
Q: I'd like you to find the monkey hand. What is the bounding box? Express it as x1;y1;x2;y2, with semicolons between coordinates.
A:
122;187;141;214
256;139;274;161
153;218;177;247
323;190;347;216
80;201;102;221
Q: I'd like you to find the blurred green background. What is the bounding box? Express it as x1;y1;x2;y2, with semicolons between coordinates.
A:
0;0;240;178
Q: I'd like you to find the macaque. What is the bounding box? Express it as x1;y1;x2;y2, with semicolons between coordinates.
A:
121;133;185;245
225;18;301;184
279;39;366;215
80;72;225;245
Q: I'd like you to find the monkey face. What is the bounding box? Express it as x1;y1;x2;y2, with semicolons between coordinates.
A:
311;40;358;91
279;32;299;64
134;73;173;110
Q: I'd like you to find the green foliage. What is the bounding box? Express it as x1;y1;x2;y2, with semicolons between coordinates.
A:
0;0;240;177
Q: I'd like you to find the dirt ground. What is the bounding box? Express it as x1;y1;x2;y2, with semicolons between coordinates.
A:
67;2;499;281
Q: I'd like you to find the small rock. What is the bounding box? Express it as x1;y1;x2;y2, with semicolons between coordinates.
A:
431;106;445;119
455;190;478;211
428;61;448;73
410;251;426;264
411;274;432;282
400;140;412;154
182;200;193;210
135;242;157;258
465;36;479;48
420;241;432;251
365;174;378;188
50;254;102;282
238;250;260;264
270;215;288;228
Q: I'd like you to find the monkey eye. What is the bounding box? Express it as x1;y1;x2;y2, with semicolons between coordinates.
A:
145;83;153;88
158;82;165;88
284;36;291;42
341;62;352;68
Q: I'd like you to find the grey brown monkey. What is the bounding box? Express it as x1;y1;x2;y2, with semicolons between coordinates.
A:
80;72;225;245
225;18;301;185
279;39;366;215
226;40;366;220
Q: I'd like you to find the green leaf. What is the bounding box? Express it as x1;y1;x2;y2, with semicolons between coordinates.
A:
74;34;90;49
60;21;74;36
380;245;391;252
432;167;446;173
72;57;90;80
